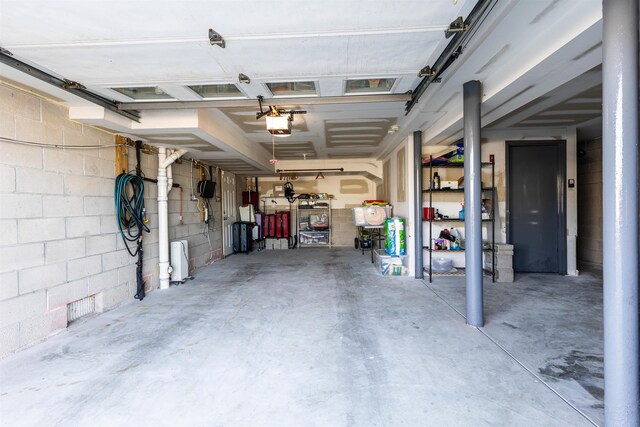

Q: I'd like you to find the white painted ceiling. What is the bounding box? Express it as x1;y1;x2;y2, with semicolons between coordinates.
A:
0;0;604;175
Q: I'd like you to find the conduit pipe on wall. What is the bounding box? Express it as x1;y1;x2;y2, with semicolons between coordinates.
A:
158;147;187;290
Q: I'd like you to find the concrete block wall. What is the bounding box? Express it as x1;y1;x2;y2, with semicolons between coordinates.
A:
331;208;357;247
0;81;222;357
577;138;602;266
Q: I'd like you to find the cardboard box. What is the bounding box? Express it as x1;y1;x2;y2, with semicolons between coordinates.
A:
440;180;459;190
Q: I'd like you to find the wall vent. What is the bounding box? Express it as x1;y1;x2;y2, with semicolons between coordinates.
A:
67;295;96;323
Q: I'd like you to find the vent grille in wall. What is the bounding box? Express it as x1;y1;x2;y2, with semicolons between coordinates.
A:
67;295;96;323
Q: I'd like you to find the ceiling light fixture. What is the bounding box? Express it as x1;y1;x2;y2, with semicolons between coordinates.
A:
208;28;225;48
256;95;306;137
266;114;291;136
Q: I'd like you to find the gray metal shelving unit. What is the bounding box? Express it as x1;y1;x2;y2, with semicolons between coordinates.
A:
297;199;332;247
423;157;496;283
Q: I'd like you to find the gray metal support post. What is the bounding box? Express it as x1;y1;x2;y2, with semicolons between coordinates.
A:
602;0;639;425
413;131;424;279
463;80;483;327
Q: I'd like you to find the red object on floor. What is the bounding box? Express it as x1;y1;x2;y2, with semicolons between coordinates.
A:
275;211;290;239
264;214;276;238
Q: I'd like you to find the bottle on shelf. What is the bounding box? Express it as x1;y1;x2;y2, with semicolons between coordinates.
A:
459;203;465;220
450;228;461;250
433;172;441;190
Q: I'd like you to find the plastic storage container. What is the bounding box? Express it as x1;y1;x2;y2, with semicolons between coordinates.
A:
374;249;407;276
432;257;453;273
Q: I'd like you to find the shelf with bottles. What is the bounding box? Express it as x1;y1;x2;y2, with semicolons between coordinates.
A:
423;247;494;252
424;218;494;223
422;187;494;193
423;153;496;283
423;195;494;223
422;162;494;169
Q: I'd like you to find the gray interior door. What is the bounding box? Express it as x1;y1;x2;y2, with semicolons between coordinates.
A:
507;142;566;274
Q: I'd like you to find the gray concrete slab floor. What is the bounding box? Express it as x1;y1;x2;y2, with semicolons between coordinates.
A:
1;248;594;426
426;267;604;426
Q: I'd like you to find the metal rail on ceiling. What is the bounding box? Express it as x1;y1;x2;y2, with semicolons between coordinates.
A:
0;50;141;122
405;0;499;114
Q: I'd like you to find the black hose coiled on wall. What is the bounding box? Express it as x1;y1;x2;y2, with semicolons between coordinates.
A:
115;173;149;300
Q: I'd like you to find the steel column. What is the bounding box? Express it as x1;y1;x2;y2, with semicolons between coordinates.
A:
602;0;639;425
413;131;424;279
463;80;483;327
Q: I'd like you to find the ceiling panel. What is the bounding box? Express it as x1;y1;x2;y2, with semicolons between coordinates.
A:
344;33;441;75
0;0;470;45
0;0;607;174
259;141;317;160
325;118;395;148
8;42;224;85
143;133;223;151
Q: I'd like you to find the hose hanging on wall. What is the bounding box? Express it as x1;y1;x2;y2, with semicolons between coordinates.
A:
114;170;149;300
115;173;149;255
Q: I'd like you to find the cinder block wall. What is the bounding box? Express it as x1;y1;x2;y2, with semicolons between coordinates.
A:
331;208;357;247
577;138;602;266
0;82;222;357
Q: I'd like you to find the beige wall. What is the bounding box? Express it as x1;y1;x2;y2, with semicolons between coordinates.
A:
0;81;222;357
382;135;415;275
577;137;602;266
257;175;376;210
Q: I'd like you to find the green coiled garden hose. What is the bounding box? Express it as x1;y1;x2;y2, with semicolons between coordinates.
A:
114;173;149;257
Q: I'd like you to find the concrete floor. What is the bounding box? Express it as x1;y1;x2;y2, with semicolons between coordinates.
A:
427;265;604;426
0;248;599;426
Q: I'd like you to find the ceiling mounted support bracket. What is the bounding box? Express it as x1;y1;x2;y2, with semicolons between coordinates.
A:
238;73;251;84
256;95;269;119
418;66;442;82
62;79;86;90
445;16;468;38
208;29;225;48
406;0;498;114
0;50;140;122
0;47;12;56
